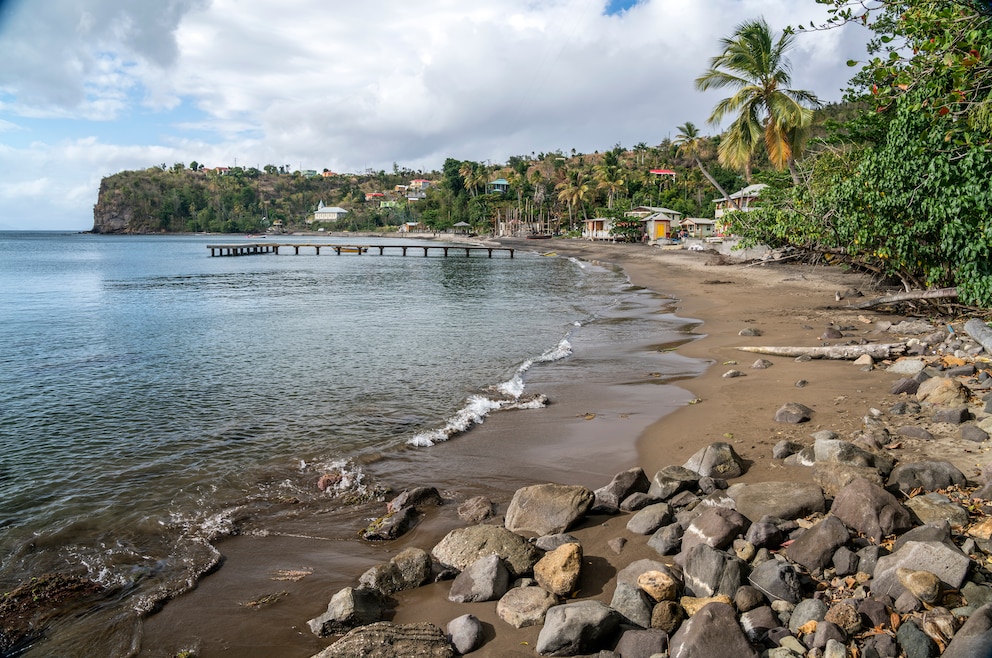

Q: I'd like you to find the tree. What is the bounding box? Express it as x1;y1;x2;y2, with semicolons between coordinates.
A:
695;17;820;183
674;121;737;208
555;170;590;231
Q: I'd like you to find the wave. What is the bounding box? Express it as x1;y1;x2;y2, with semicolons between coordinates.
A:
407;336;573;447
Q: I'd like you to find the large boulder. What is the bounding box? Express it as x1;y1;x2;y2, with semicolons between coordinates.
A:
872;540;973;599
593;467;650;513
813;462;886;497
683;442;747;479
312;621;453;658
447;554;509;603
813;439;894;475
648;465;701;500
942;603;992;658
680;506;750;556
831;478;913;543
682;544;747;598
917;376;970;406
748;557;803;604
446;614;483;656
387;486;443;513
626;502;673;535
496;586;559;629
785;516;850;572
611;582;654;628
669;602;759;658
887;461;967;493
729;481;825;522
535;600;622;656
358;547;432;595
431;525;540;579
504;483;594;536
534;543;582;597
307;587;385;637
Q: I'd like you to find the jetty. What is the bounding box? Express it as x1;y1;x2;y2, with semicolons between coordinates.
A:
207;243;514;258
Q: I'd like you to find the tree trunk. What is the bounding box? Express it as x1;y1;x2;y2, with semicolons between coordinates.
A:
847;288;958;310
694;157;741;210
736;344;908;360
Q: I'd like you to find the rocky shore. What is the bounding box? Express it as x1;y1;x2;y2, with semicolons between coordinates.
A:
300;244;992;658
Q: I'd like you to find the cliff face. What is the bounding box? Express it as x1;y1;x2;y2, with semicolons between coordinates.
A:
91;178;138;234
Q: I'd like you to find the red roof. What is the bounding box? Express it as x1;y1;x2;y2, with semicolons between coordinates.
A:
650;169;676;176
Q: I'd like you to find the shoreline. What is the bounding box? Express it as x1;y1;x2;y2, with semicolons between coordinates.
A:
137;239;989;657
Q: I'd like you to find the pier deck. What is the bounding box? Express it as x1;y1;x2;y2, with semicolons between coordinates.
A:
207;243;514;258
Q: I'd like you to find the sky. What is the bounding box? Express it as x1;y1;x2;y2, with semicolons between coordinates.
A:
0;0;871;230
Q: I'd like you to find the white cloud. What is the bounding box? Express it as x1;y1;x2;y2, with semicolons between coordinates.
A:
0;0;870;229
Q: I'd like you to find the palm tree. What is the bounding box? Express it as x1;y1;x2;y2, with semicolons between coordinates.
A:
555;170;589;231
695;17;820;183
674;121;737;209
458;162;478;197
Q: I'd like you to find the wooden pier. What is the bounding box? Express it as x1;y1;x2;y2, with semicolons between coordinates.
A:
207;243;514;258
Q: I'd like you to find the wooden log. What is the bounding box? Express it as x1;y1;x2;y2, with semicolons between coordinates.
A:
735;343;908;360
847;288;958;309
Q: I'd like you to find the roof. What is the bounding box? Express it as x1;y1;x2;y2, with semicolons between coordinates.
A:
718;183;768;202
488;178;509;185
641;208;683;221
315;206;348;214
681;217;716;225
453;221;471;226
649;169;676;176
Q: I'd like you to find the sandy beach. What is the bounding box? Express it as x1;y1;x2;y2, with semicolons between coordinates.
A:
138;239;986;657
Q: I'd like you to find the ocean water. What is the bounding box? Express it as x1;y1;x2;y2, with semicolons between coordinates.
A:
0;232;699;656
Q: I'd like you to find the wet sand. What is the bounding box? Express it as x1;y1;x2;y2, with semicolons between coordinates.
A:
138;240;906;657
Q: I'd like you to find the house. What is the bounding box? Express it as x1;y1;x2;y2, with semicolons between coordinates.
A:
321;170;338;178
365;192;386;201
641;208;683;243
409;179;433;191
312;201;348;223
714;184;767;219
582;217;615;241
487;178;510;194
625;205;668;219
680;217;717;238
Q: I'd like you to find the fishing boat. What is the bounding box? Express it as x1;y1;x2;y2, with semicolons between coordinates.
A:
526;234;553;240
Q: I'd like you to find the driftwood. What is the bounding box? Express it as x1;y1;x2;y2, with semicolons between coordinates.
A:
964;319;992;355
736;343;908;360
847;288;958;310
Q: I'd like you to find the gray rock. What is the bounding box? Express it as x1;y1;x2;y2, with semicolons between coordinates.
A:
387;486;443;513
831;477;913;543
314;621;454;658
873;540;973;600
813;438;893;475
496;585;558;629
682;442;747;479
308;587;386;637
362;506;418;540
610;582;653;628
890;400;922;415
858;598;891;629
905;493;969;527
774;402;814;424
669;602;759;658
785;516;850;572
813;620;847;649
856;545;887;576
888;359;927;375
593;467;650;513
431;525;539;579
730;481;825;523
648;465;701;500
813;462;886;497
752;358;774;369
897;426;936;441
832;546;859;577
864;633;900;658
446;614;483;655
535;601;621;656
457;496;495;523
616;559;679;588
943;603;992;657
891;377;922;395
789;597;828;634
893;520;954;552
448;554;509;603
504;483;594;536
772;440;804;460
934;407;971;424
887;460;967;493
681;543;747;598
962;582;992;609
739;605;779;644
745;521;785;549
748;558;803;603
962;424;990;443
647;523;684;556
680;506;749;555
734;585;767;612
620;492;660;511
896;619;938;658
535;533;581;552
613;628;669;658
626;503;673;535
358;546;432;595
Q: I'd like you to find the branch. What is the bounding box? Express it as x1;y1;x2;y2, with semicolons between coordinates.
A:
846;287;958;309
736;343;907;360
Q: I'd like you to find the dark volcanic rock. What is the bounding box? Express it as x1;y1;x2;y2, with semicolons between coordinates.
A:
669;602;759;658
535;600;621;656
887;461;967;493
748;558;803;603
679;506;749;555
431;525;539;579
774;402;814;424
730;481;825;523
785;516;850;572
593;467;650;513
681;544;747;598
831;478;913;543
504;483;594;536
308;587;386;637
682;441;747;479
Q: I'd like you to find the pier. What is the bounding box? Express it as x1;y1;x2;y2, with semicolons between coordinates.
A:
207;243;514;258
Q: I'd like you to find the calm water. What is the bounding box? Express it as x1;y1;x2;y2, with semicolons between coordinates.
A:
0;232;697;655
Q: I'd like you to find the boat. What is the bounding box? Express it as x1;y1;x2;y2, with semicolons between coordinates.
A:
338;246;368;253
526;234;553;240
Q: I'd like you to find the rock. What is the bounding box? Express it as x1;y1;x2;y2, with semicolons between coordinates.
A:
362;506;418;540
534;543;582;597
456;496;494;523
607;537;626;555
626;503;673;535
888;359;927;375
593;467;650;513
678;594;733;616
431;525;540;579
313;621;453;658
681;544;747;598
934;407;971;424
961;425;990;443
789;597;828;634
616;559;679;588
890;400;923;415
774;402;814;424
748;558;803;604
647;523;684;556
824;602;861;636
896;619;938;658
651;600;686;634
669;602;759;658
359;547;432;595
614;628;669;658
723;369;745;378
905;493;969;528
496;586;558;629
308;587;386;637
854;354;874;367
730;481;825;523
682;442;747;479
942;602;992;658
620;492;660;512
813;462;886;497
387;486;443;513
918;376;971;407
648;465;700;500
611;582;654;628
638;570;680;602
739;327;763;336
535;600;621;656
739;605;779;643
446;614;483;655
887;461;967;493
785;516;850;572
962;582;992;609
897;568;942;604
832;546;859;577
813;438;893;475
752;358;774;369
873;541;973;600
891;378;922;396
745;521;785;549
734;585;766;612
448;554;509;603
831;478;912;543
534;533;581;552
504;483;594;536
894;520;955;552
772;440;804;459
858;598;891;629
680;506;749;555
898;426;936;441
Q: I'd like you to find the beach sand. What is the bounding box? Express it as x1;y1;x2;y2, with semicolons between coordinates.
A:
138;239;969;658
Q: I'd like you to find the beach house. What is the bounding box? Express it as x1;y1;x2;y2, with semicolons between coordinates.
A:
312;201;348;223
714;184;767;219
680;217;717;238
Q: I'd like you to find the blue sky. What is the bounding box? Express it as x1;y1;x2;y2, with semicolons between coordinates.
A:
0;0;869;230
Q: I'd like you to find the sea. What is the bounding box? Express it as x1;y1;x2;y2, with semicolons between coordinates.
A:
0;231;704;656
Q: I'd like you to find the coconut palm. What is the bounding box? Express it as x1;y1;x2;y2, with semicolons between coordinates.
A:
695;17;820;183
674;121;737;209
556;170;590;231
